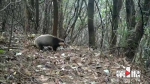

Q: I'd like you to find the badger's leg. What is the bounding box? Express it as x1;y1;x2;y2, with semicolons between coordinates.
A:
47;46;53;51
52;46;58;51
38;45;44;50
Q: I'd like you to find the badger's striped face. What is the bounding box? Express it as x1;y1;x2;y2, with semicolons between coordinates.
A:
59;42;65;46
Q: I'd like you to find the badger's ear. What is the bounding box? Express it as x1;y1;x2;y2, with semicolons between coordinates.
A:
59;42;65;46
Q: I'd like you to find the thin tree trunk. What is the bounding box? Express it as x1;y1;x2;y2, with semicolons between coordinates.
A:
42;0;48;34
24;0;30;34
110;0;123;50
88;0;95;48
52;0;58;36
58;0;65;38
94;0;104;49
70;0;83;43
35;0;39;33
126;0;136;30
8;4;14;51
30;0;34;7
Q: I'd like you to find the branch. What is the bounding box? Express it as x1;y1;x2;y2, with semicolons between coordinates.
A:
0;0;21;12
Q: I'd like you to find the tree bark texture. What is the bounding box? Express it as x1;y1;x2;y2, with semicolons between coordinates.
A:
42;0;48;34
88;0;95;48
52;0;58;36
58;0;65;39
24;0;30;34
125;0;150;60
35;0;39;33
110;0;123;49
126;0;136;30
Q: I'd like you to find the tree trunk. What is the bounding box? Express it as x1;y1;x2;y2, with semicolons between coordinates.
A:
35;0;39;33
1;20;6;32
88;0;95;48
52;0;58;36
30;0;34;7
125;0;150;60
110;0;123;50
24;0;30;34
0;0;6;32
58;0;65;39
126;0;136;30
41;0;48;34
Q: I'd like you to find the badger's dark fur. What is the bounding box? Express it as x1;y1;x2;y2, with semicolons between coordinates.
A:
34;34;65;51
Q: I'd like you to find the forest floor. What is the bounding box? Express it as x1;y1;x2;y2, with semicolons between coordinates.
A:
0;34;150;84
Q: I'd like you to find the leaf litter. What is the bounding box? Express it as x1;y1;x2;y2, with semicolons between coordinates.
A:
0;36;149;84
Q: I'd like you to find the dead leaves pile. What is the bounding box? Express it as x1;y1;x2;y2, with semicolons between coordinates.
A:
2;46;149;84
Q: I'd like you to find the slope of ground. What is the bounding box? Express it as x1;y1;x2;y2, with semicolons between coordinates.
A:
0;34;149;84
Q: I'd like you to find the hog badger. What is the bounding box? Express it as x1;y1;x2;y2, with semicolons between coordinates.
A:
34;34;65;51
